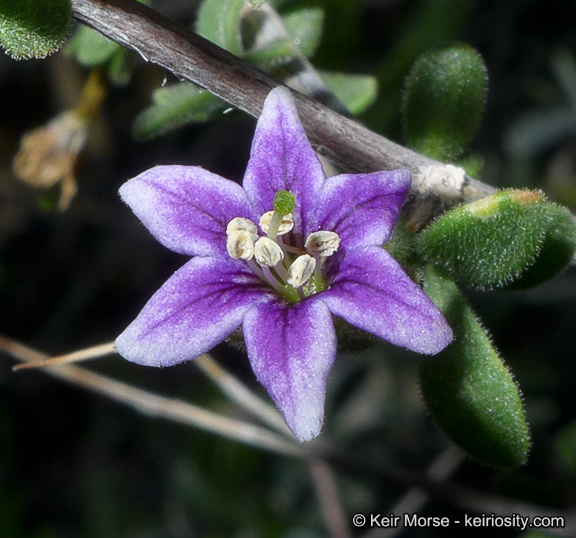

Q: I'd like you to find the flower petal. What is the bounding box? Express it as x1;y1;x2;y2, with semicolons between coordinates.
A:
120;165;252;257
310;170;411;248
243;87;325;240
115;257;268;367
243;297;336;442
323;247;453;354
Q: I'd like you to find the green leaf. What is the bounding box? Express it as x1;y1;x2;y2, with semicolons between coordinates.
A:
282;6;324;58
107;48;132;87
242;38;298;70
0;0;71;59
419;267;530;468
66;24;120;67
504;202;576;289
133;82;226;140
403;44;488;161
196;0;245;56
320;71;378;115
417;190;550;289
555;422;576;477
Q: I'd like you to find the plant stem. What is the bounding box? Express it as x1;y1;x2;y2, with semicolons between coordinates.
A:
1;336;304;458
69;0;495;208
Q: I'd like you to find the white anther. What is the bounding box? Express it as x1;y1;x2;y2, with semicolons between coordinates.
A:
259;211;294;235
305;231;340;258
226;230;255;260
254;237;284;267
287;254;316;288
226;217;258;239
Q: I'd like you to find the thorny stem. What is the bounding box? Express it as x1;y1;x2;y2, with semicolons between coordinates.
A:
13;341;116;371
1;336;304;458
69;0;495;208
363;446;465;538
193;353;292;436
2;335;575;535
10;337;291;436
309;460;351;538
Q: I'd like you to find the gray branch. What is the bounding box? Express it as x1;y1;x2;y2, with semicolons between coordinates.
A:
70;0;495;209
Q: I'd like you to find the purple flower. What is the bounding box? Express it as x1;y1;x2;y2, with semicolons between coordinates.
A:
115;87;453;442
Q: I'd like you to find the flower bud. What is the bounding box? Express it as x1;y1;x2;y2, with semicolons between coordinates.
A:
287;255;316;288
403;44;488;161
254;237;284;267
305;231;340;257
227;230;255;260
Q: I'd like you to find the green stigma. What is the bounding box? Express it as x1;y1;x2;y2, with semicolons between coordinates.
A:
273;190;295;216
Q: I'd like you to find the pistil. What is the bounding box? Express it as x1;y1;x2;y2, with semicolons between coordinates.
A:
225;191;340;303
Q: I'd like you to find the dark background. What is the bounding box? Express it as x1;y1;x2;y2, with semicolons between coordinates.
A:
1;0;576;536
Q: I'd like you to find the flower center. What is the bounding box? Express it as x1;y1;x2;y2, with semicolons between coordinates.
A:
225;194;340;303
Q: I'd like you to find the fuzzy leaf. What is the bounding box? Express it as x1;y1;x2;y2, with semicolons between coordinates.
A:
505;202;576;289
403;44;488;161
133;82;226;140
107;49;132;87
196;0;245;56
417;190;549;289
243;38;298;70
282;6;324;58
420;267;530;468
320;71;378;115
0;0;71;60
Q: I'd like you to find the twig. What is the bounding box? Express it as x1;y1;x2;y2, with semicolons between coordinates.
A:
241;1;350;116
69;0;495;208
2;335;575;533
0;336;305;458
13;341;115;371
10;335;291;435
363;446;465;538
194;353;292;436
323;449;576;537
309;459;351;538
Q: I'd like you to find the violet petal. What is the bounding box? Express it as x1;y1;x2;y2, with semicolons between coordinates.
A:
116;257;267;367
120;165;253;258
323;247;453;354
243;297;336;442
311;170;411;248
243;87;325;240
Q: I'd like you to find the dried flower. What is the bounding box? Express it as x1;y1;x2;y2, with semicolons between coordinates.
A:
12;111;85;211
12;69;106;211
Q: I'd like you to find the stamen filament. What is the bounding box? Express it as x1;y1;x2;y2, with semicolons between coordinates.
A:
247;259;267;281
313;258;327;293
274;260;290;282
262;266;287;296
266;210;282;242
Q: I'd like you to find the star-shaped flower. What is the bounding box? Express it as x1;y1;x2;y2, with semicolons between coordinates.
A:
115;87;453;442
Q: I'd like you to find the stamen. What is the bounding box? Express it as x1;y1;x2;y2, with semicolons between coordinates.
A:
227;230;256;260
261;266;287;296
254;237;284;267
226;217;258;239
287;254;316;288
305;231;340;258
259;211;294;237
